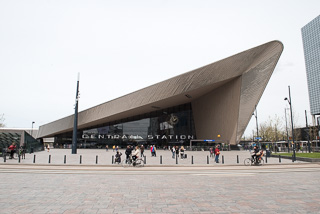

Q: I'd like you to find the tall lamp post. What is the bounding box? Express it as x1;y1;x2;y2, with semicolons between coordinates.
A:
284;108;289;152
31;121;35;137
284;86;295;161
252;105;260;149
305;110;311;153
72;74;80;154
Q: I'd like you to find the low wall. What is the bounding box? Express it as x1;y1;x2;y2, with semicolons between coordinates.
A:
270;154;320;162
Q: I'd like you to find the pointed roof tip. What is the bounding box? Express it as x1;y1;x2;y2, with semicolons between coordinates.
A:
266;40;284;51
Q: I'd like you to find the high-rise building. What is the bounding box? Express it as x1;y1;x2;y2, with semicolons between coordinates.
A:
301;15;320;120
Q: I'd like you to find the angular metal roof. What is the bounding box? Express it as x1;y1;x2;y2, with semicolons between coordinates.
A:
38;41;283;144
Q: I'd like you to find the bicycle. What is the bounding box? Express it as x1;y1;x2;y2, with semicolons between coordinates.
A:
244;156;264;166
122;156;144;167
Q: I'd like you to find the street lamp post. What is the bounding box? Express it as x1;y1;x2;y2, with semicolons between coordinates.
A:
284;86;296;161
72;74;80;154
305;110;311;153
285;108;289;152
252;105;260;149
31;121;35;137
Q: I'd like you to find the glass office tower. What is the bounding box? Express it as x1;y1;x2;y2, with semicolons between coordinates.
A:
301;15;320;116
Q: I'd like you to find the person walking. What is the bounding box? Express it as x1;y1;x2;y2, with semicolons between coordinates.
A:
8;142;16;159
172;146;176;158
106;145;109;152
152;145;157;157
176;146;179;158
125;145;132;163
180;146;185;159
214;145;220;163
209;147;214;158
150;145;153;156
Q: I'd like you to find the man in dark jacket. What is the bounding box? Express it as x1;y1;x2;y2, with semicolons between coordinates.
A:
125;145;133;163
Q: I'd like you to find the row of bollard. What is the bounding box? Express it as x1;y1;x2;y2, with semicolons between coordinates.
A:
3;153;292;164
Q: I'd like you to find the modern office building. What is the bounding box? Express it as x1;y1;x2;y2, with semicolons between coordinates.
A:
302;15;320;122
38;41;283;149
0;128;43;153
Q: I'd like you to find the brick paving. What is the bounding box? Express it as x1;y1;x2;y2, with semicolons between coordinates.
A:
0;164;320;213
1;149;319;213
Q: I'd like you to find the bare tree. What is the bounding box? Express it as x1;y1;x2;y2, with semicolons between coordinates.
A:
0;114;5;127
246;114;286;142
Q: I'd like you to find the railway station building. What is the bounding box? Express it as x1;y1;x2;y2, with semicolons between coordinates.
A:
37;41;284;149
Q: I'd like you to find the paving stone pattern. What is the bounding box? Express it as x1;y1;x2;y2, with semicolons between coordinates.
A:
3;149;303;166
0;165;320;213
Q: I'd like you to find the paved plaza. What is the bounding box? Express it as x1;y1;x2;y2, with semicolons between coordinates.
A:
2;149;305;166
1;149;320;214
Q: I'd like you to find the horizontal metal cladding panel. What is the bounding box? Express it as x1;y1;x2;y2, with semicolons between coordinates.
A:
38;41;284;138
78;41;279;123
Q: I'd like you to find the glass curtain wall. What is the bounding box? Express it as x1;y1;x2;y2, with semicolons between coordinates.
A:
55;103;196;149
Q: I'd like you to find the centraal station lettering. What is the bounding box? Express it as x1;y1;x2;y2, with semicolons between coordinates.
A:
82;134;194;140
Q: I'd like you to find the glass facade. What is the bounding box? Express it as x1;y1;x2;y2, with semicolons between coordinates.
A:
302;15;320;115
54;103;196;149
0;130;43;153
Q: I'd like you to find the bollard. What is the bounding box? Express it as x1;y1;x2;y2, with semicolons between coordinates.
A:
237;155;239;164
33;155;36;163
292;155;294;162
48;155;51;164
4;155;6;163
112;155;114;164
64;155;66;164
192;156;194;164
207;155;209;164
80;155;82;164
96;155;98;164
160;155;162;164
265;154;267;164
279;155;281;163
176;154;178;164
144;156;146;164
18;155;21;163
222;155;224;164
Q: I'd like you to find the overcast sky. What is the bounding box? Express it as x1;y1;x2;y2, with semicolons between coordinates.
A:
0;0;319;138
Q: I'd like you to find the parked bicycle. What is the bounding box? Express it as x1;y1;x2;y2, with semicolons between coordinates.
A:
122;155;144;167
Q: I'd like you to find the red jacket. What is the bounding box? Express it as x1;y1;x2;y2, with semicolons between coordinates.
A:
8;145;16;150
214;148;220;155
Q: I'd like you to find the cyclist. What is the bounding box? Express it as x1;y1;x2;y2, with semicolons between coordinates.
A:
115;151;122;164
132;146;141;166
251;146;260;164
